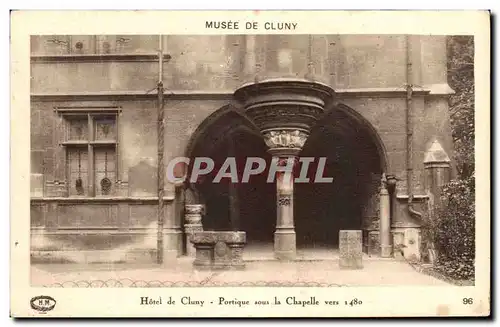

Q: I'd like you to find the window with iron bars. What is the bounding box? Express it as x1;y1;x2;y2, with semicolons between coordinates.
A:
60;110;119;197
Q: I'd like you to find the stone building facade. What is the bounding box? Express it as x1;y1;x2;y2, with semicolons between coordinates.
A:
30;35;454;264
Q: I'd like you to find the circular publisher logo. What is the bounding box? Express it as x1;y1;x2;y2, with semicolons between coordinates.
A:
30;296;56;313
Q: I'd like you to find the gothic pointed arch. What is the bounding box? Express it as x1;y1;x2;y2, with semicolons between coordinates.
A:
294;102;389;248
183;104;274;240
185;105;261;158
311;102;389;173
183;104;263;192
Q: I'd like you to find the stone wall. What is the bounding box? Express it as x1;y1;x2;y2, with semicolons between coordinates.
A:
30;199;176;264
30;34;453;262
31;35;450;92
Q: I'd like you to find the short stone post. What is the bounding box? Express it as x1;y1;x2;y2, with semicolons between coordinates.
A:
424;140;451;207
184;204;204;257
339;230;363;269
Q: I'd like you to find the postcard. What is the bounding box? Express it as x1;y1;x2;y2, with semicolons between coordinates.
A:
10;10;490;317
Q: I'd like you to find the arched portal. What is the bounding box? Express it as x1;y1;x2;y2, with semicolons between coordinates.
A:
295;104;388;251
184;106;276;250
184;102;388;258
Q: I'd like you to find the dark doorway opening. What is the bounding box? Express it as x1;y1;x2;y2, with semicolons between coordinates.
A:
295;106;384;250
192;125;276;247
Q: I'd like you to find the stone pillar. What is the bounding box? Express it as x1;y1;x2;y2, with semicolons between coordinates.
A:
228;181;240;231
274;157;296;260
233;79;336;261
264;129;307;260
379;174;392;258
184;204;204;257
424;140;451;207
227;138;240;231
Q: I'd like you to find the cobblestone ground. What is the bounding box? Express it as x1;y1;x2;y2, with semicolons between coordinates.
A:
32;258;449;287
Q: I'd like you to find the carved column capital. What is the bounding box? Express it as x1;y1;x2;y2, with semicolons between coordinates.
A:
262;128;309;156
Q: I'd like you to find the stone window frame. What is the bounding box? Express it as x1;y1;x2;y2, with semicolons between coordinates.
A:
55;107;121;197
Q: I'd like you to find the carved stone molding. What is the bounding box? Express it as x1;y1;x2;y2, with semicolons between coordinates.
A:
191;231;246;244
248;105;323;131
234;78;335;132
185;204;204;225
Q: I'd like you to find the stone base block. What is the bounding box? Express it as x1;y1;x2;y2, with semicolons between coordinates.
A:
339;230;363;269
184;224;203;257
403;228;421;261
381;245;392;258
274;229;296;260
191;231;246;270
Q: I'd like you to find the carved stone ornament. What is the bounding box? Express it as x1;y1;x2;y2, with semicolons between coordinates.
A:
278;195;292;206
233;78;335;132
263;129;308;150
214;241;229;257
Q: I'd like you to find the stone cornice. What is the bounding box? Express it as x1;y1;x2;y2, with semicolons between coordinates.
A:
30;85;452;102
31;53;171;63
335;87;431;98
30;196;175;203
30;228;168;234
30;90;235;102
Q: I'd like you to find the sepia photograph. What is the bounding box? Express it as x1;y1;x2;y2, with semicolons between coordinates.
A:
11;10;490;317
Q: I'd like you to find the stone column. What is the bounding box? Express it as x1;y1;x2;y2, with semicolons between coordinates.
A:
227;138;240;231
274;158;296;260
233;79;336;260
184;204;204;257
379;174;392;258
264;129;308;260
228;181;240;231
